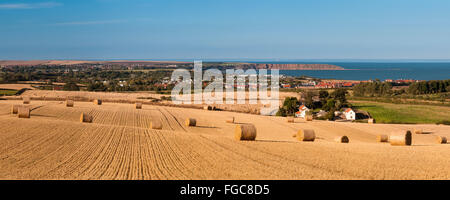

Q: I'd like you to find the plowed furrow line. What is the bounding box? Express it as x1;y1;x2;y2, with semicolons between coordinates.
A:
144;130;180;179
113;127;133;179
158;133;207;179
96;127;126;179
2;124;65;167
0;121;48;156
139;111;152;129
141;130;162;179
170;136;213;179
200;135;361;179
5;127;80;178
41;125;95;177
194;135;277;178
45;125;106;178
49;125;110;179
152;132;191;179
67;126;117;179
135;110;142;128
145;130;173;179
136;130;150;179
200;134;334;179
86;126;124;180
130;128;142;179
22;125;84;170
178;134;254;179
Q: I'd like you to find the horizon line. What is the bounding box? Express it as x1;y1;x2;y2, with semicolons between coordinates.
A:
2;58;450;63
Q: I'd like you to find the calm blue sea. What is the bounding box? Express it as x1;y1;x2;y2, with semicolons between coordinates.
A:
122;59;450;81
266;62;450;81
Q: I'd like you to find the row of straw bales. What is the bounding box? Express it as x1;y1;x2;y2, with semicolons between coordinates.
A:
286;116;314;123
18;94;268;116
79;100;144;124
283;116;445;145
287;116;314;123
377;130;447;145
13;97;447;146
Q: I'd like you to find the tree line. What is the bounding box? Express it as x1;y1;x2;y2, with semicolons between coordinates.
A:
407;80;450;95
353;79;450;97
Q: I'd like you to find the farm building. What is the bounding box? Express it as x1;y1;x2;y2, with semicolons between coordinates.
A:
295;105;310;118
344;108;356;121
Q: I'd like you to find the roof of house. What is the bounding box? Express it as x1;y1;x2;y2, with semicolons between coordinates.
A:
344;108;353;113
299;105;309;111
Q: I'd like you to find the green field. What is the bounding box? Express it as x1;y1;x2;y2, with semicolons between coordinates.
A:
0;89;18;96
351;101;450;124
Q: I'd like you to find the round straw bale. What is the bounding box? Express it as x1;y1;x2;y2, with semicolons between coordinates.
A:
80;113;93;123
11;105;21;114
436;136;447;144
135;102;142;109
390;131;412;146
376;134;389;143
185;118;197;127
66;100;74;107
251;108;259;115
225;117;235;124
297;129;316;142
93;99;102;105
22;97;30;104
335;136;349;143
18;107;30;118
368;118;375;124
413;129;423;134
286;117;295;123
306;115;313;121
256;108;261;115
150;120;162;130
235;124;257;141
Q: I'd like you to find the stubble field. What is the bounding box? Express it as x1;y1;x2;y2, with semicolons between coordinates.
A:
0;99;450;180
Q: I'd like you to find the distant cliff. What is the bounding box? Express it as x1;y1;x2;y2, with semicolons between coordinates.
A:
251;63;344;70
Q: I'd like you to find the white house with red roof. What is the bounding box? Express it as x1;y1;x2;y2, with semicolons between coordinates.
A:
344;108;356;121
295;105;310;118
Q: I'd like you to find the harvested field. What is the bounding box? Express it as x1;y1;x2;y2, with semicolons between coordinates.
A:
0;100;450;180
0;84;34;90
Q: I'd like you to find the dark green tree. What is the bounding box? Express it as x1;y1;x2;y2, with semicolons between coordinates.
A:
282;97;300;116
63;81;80;91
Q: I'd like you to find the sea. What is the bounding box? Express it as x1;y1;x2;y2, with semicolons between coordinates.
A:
112;59;450;81
258;62;450;81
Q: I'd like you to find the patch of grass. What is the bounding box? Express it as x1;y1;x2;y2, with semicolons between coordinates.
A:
352;101;450;124
0;89;18;96
437;120;450;125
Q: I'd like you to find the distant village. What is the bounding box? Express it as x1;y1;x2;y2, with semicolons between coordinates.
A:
280;78;419;89
15;74;421;94
1;62;422;92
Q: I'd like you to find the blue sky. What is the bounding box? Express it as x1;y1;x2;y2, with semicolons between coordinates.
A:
0;0;450;60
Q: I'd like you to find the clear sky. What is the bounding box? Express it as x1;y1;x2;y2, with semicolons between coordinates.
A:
1;0;450;60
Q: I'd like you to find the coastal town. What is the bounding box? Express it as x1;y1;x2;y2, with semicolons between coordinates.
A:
280;78;419;89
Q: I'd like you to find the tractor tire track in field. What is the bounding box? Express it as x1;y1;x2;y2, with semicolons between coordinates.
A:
160;107;188;132
155;107;176;131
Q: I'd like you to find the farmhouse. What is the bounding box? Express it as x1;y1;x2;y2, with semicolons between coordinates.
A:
295;105;310;118
344;108;356;121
